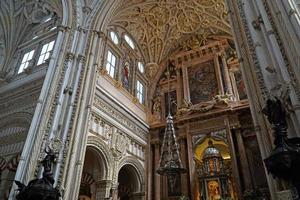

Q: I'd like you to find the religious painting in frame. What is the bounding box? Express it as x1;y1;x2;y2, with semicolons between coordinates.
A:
188;60;218;104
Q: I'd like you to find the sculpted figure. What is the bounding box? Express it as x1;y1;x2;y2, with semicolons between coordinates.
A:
152;96;162;122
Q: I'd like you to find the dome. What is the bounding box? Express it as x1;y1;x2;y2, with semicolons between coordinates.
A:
203;140;222;159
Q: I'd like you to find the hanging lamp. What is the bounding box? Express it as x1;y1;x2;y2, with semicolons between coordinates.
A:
156;60;186;192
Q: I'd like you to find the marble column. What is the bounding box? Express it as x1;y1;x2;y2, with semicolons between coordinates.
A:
221;52;234;97
214;54;225;95
176;68;183;108
225;123;242;199
235;129;253;191
181;65;191;103
179;137;189;196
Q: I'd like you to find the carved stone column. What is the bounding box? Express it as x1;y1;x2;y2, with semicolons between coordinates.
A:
95;180;112;200
154;142;161;200
147;143;153;200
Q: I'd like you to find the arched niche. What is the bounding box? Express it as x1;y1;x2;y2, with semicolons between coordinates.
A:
117;157;145;200
193;136;238;200
79;147;108;199
0;112;31;199
117;164;143;200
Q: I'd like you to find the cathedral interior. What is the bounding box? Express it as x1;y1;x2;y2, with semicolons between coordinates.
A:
1;0;300;200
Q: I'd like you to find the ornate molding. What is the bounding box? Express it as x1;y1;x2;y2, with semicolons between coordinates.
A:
87;136;114;180
262;0;300;101
237;0;270;100
93;97;148;139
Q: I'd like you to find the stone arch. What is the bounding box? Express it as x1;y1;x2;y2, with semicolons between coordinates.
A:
117;156;145;193
0;111;33;127
0;112;31;199
86;135;114;180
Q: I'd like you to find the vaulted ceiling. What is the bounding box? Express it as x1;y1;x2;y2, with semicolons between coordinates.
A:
109;0;232;64
0;0;62;79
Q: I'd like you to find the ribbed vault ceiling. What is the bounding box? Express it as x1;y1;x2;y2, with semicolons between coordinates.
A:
109;0;232;64
0;0;62;79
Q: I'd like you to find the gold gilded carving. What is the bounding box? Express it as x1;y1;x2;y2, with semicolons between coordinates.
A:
115;81;122;89
177;94;231;115
99;66;108;75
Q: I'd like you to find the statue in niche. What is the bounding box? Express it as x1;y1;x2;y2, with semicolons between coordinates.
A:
122;61;130;90
152;95;162;122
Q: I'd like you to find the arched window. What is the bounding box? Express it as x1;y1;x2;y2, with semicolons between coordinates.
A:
136;80;144;104
124;34;135;49
18;50;35;74
110;31;119;44
138;62;144;73
106;50;117;78
37;40;55;65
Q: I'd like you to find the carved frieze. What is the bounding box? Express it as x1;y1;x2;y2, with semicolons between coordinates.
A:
89;112;146;161
93;98;148;139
